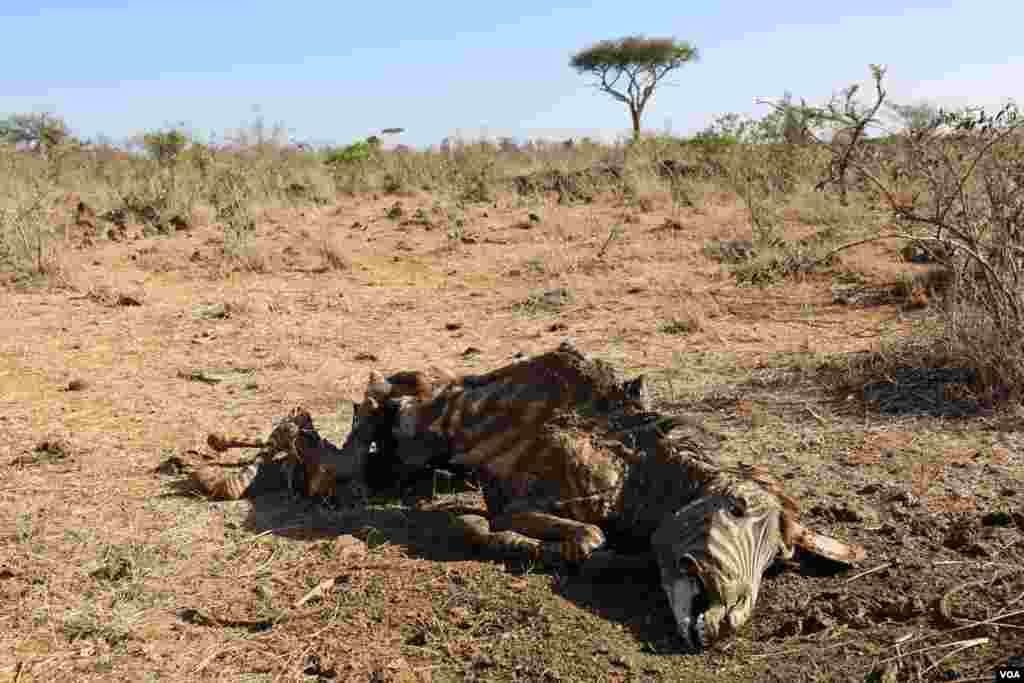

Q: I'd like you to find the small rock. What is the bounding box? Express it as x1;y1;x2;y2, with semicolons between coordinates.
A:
445;322;462;331
888;490;920;507
609;654;633;670
471;654;496;669
66;379;88;392
540;288;572;308
873;661;900;683
448;606;471;628
354;352;379;362
334;535;366;561
943;527;990;557
461;347;482;358
406;630;428;646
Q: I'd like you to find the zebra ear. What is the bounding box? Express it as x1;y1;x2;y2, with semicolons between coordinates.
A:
429;365;458;385
625;375;650;410
557;339;581;356
366;370;392;400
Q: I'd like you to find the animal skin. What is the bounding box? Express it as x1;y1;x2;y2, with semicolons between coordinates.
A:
192;358;478;500
194;406;371;501
349;342;650;489
340;342;865;651
191;342;865;651
194;342;647;499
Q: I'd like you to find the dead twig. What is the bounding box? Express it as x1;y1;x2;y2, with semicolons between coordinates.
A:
920;638;992;677
939;570;1021;622
805;406;828;425
942;607;1024;631
932;560;1021;570
876;637;989;666
246;526;309;544
750;640;849;659
194;644;240;674
178;369;221;385
845;562;892;583
815;234;907;265
294;576;338;608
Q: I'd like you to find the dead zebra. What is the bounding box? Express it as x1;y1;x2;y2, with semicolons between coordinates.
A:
195;406;369;502
339;343;866;651
191;343;866;651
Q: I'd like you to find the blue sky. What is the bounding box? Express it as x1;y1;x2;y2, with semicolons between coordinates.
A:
1;1;1020;148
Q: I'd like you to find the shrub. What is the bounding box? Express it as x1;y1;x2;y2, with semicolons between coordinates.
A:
142;129;189;164
324;141;373;166
768;65;1024;402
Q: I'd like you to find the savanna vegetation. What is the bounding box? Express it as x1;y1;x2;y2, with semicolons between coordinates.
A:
2;62;1022;681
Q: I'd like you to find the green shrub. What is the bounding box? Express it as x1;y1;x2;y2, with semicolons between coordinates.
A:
142;129;189;164
324;141;373;166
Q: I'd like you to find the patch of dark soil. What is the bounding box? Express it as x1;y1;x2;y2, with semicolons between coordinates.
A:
10;438;74;466
863;367;986;417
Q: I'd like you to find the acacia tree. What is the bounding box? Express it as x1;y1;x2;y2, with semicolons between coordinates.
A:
570;36;698;141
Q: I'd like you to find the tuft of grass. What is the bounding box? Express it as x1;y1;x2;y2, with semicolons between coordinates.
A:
703;238;756;264
87;542;157;584
522;257;547;275
224;240;269;274
513;287;574;315
658;315;701;336
15;510;37;544
317;231;350;271
61;601;141;647
729;239;836;287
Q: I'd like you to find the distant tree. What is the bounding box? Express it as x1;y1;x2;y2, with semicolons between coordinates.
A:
570;35;698;141
0;112;70;156
886;100;942;139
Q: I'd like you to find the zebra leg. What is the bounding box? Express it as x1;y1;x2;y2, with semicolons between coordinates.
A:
452;514;562;565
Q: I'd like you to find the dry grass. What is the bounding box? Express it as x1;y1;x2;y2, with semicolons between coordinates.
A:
1;135;1021;682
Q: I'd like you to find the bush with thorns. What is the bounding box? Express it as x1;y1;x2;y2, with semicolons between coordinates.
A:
765;65;1024;401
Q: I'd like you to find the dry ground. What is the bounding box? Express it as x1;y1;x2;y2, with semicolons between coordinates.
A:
1;188;1022;682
